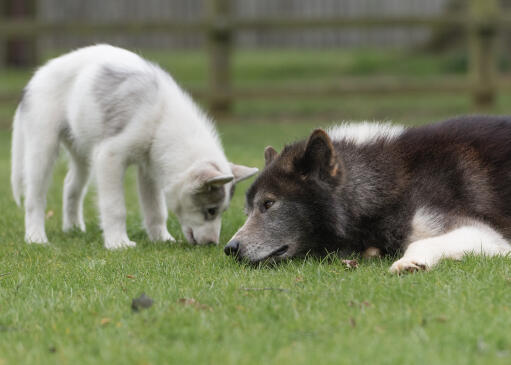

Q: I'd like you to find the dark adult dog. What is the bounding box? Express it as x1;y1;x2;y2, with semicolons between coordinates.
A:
224;116;511;273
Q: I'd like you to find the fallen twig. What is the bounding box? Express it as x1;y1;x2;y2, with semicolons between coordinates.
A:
341;259;359;269
239;287;289;292
178;298;212;311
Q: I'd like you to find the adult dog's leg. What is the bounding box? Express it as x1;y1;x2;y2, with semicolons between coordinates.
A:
95;142;134;250
62;149;90;232
137;166;175;242
390;224;511;273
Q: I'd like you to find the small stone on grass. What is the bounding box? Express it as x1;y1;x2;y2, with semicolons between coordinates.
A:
131;293;153;312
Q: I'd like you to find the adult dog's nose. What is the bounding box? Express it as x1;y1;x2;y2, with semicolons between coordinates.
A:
224;240;240;256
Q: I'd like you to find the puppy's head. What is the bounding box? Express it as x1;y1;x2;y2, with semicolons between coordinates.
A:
225;129;344;263
167;161;258;245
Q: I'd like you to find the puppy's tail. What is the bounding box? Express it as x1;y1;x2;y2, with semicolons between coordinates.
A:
11;107;25;206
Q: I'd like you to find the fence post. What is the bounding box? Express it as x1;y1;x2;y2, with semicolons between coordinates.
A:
468;0;499;108
1;0;38;68
0;0;4;67
207;0;233;116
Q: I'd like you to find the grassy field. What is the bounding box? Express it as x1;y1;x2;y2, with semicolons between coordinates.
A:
1;122;511;365
2;48;511;364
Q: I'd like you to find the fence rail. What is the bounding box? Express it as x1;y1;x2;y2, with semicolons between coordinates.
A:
5;14;511;36
0;0;506;114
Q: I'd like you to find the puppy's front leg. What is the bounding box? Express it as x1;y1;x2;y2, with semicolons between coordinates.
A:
137;165;175;242
95;144;135;250
390;224;511;274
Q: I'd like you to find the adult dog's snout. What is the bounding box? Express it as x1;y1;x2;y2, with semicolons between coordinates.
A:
224;240;240;256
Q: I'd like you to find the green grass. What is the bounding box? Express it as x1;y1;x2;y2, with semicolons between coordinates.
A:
1;120;511;364
2;48;511;364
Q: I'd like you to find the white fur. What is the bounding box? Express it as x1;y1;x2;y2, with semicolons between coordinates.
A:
11;44;257;249
11;107;24;206
406;207;445;243
390;218;511;273
327;121;404;145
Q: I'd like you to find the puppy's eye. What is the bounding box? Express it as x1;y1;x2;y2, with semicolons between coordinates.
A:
207;207;218;216
263;200;275;210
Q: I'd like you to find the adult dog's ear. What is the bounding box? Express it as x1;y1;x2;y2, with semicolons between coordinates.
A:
264;146;278;166
229;163;258;184
296;129;340;180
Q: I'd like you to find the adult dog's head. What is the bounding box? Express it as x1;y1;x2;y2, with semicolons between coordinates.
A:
225;129;346;263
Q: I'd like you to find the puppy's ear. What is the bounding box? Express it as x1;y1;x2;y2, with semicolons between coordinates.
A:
229;163;258;184
194;163;233;190
296;129;340;180
264;146;278;166
206;174;234;187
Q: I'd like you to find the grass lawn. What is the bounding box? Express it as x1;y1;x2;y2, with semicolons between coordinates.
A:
1;120;511;365
2;48;511;364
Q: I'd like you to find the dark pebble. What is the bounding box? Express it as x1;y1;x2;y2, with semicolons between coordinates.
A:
131;293;154;311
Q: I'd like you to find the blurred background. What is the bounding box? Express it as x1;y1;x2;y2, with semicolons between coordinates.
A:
1;0;511;127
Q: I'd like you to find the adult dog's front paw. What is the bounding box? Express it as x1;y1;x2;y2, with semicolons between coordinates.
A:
104;236;137;250
389;257;428;274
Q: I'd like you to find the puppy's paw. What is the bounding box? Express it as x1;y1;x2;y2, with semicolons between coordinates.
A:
25;232;49;245
63;220;86;233
105;237;137;250
148;227;176;243
159;231;176;243
389;258;428;274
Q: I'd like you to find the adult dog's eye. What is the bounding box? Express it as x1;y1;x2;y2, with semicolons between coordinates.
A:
263;200;275;210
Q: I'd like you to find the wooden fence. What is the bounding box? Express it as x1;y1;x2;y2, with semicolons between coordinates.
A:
0;0;508;114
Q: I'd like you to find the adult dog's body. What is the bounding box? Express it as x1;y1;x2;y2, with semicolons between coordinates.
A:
226;117;511;273
12;45;256;249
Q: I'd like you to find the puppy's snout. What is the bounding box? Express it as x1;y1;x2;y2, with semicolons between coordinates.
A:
224;240;240;256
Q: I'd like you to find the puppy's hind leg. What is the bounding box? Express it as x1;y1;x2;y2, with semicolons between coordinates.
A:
137;165;175;242
390;224;511;274
62;147;90;232
23;127;60;244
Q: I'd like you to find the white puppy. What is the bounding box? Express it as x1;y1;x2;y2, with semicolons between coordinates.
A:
11;44;257;249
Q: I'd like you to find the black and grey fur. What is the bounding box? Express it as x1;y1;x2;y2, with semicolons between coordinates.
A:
225;116;511;272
